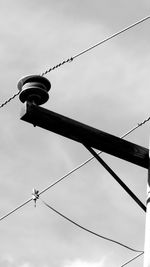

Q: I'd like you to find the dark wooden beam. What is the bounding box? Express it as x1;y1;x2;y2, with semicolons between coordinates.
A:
21;102;149;169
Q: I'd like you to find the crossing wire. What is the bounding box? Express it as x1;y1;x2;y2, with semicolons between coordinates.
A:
0;117;146;264
120;252;144;267
0;14;149;264
0;119;146;265
0;186;144;254
41;199;144;266
0;15;150;108
0;113;150;223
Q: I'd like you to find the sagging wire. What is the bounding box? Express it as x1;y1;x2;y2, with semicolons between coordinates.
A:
42;195;145;267
0;192;144;266
0;113;150;223
0;14;148;267
41;199;143;254
0;187;144;254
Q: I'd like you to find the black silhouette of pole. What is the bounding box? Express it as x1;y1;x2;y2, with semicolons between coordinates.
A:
144;145;150;266
17;76;149;170
18;75;148;266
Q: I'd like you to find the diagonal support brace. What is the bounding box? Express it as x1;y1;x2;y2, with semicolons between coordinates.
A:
84;144;146;212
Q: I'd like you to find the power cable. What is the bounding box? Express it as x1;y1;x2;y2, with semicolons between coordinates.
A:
0;198;32;222
120;251;144;267
0;15;149;108
41;57;73;76
41;15;150;76
38;115;150;197
0;115;149;222
0;91;20;109
41;199;143;254
0;14;148;265
42;190;144;266
72;16;150;60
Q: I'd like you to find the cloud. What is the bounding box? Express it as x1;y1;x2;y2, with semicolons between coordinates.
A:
0;2;146;267
63;259;105;267
19;263;33;267
0;254;15;266
0;256;33;267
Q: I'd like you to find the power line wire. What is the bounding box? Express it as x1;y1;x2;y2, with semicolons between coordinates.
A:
0;121;146;260
0;115;149;222
0;14;148;265
38;115;150;197
41;15;150;76
0;91;20;109
41;199;143;253
72;16;150;60
0;193;143;264
41;57;73;76
120;252;144;267
0;198;32;222
1;15;149;108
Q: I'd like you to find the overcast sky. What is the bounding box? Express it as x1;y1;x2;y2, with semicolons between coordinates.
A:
0;1;150;267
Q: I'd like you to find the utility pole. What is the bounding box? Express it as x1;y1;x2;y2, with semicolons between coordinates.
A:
18;75;148;266
144;146;150;267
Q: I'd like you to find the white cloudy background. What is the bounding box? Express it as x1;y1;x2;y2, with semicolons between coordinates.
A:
0;0;150;266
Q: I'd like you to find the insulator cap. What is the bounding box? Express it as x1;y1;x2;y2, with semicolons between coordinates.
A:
17;75;51;105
